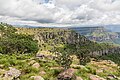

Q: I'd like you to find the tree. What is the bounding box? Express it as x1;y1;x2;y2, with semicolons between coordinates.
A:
76;49;91;65
0;23;39;54
54;47;73;70
0;37;39;54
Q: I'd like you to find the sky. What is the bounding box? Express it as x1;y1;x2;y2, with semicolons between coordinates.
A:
0;0;120;27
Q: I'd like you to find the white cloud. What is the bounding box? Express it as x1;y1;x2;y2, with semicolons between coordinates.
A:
0;0;120;26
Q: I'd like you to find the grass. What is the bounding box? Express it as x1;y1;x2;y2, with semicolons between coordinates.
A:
0;53;62;80
0;53;120;80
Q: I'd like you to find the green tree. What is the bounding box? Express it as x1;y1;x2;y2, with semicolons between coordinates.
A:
54;47;73;70
0;23;39;54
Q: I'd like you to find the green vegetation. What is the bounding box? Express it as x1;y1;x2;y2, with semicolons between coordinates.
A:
0;54;60;80
0;23;120;80
54;47;73;70
0;53;119;80
98;53;120;65
0;23;39;54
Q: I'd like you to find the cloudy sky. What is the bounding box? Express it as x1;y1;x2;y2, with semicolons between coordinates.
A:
0;0;120;27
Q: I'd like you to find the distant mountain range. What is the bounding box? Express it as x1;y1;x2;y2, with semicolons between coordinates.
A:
105;25;120;32
14;24;120;32
69;26;120;45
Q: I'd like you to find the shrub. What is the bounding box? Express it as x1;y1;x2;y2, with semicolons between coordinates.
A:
54;47;73;70
0;23;39;54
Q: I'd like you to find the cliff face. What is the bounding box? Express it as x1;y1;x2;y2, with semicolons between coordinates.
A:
34;29;89;48
17;27;120;57
34;28;120;57
90;47;120;57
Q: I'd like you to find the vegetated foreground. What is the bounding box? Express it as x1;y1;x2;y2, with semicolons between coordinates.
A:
0;23;120;80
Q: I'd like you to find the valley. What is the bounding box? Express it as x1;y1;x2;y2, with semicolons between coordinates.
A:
0;23;120;80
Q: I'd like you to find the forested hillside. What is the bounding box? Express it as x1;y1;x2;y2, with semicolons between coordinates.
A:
0;23;39;54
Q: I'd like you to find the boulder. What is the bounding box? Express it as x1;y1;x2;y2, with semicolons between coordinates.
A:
57;68;76;80
32;62;40;69
4;67;21;79
30;76;44;80
39;71;46;75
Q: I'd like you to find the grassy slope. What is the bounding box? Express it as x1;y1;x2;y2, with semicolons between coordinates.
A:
0;54;120;80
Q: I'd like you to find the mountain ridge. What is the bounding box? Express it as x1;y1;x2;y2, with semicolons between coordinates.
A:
69;26;120;45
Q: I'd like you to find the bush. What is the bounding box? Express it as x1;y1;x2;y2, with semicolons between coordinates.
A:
0;23;39;54
0;38;39;54
54;47;73;70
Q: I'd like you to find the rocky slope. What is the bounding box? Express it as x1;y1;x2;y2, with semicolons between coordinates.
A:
15;28;120;63
17;27;91;50
0;54;120;80
16;27;120;57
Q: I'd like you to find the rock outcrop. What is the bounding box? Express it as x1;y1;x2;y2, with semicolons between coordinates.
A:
17;27;120;57
34;29;120;57
34;29;88;46
90;47;120;57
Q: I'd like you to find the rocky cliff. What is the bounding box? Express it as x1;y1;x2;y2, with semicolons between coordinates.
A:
90;47;120;57
17;27;120;57
34;29;88;46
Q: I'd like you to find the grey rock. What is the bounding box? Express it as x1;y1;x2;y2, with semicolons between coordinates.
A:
5;67;21;79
